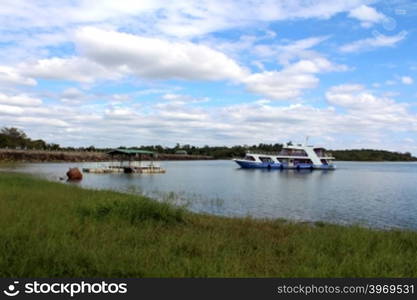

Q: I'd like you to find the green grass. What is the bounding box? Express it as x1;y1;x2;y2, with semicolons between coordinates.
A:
1;172;417;277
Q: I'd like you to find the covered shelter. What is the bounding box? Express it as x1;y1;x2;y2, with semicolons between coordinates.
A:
107;149;156;163
106;149;161;173
83;148;165;174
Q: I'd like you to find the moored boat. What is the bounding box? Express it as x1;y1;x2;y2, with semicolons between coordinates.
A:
234;153;281;169
234;142;335;170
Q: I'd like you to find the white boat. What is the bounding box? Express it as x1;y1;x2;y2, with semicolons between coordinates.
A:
234;142;335;170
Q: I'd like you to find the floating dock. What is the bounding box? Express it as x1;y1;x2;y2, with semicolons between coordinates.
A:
83;165;166;174
82;148;166;174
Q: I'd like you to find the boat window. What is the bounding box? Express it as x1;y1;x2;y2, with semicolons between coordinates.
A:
314;148;326;157
244;155;255;161
297;150;308;156
279;149;307;156
320;159;328;165
259;156;273;163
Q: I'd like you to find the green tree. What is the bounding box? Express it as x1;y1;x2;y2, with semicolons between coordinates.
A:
0;127;27;140
47;143;60;151
30;139;47;150
0;127;29;148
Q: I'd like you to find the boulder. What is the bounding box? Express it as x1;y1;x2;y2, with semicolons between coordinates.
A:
66;167;83;181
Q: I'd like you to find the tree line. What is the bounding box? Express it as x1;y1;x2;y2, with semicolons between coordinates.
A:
0;127;59;150
330;149;416;162
130;143;283;159
1;127;416;161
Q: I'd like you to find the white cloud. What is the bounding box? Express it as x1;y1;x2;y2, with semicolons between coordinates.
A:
14;117;70;127
75;27;248;81
244;58;347;100
110;94;132;103
59;88;92;104
19;28;347;100
1;1;416;153
157;110;207;121
340;32;407;53
348;5;386;28
253;36;329;64
0;104;24;115
154;0;371;37
0;1;371;38
21;57;121;83
0;93;42;106
61;88;86;99
104;107;137;120
244;70;318;100
162;93;209;103
1;88;416;153
322;84;417;141
401;76;413;85
326;84;387;110
325;84;411;127
286;57;347;73
20;27;248;83
0;66;37;86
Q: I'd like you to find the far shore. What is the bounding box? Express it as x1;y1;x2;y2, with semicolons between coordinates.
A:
2;149;417;163
0;149;213;163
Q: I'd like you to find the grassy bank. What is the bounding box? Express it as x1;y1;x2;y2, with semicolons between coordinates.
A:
1;172;417;277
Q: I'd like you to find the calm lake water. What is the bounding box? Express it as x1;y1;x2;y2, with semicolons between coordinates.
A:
3;160;417;230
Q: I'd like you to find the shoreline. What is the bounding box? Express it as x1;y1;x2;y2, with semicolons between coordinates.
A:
1;149;416;163
0;149;213;163
1;171;417;277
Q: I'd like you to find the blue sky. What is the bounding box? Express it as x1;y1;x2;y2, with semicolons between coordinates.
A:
0;0;416;153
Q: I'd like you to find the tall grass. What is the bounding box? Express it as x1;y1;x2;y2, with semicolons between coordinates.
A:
1;172;417;277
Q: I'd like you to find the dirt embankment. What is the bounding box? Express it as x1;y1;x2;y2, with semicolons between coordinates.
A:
0;149;213;162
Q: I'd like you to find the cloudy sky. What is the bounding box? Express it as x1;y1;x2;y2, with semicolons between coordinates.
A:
0;0;416;153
